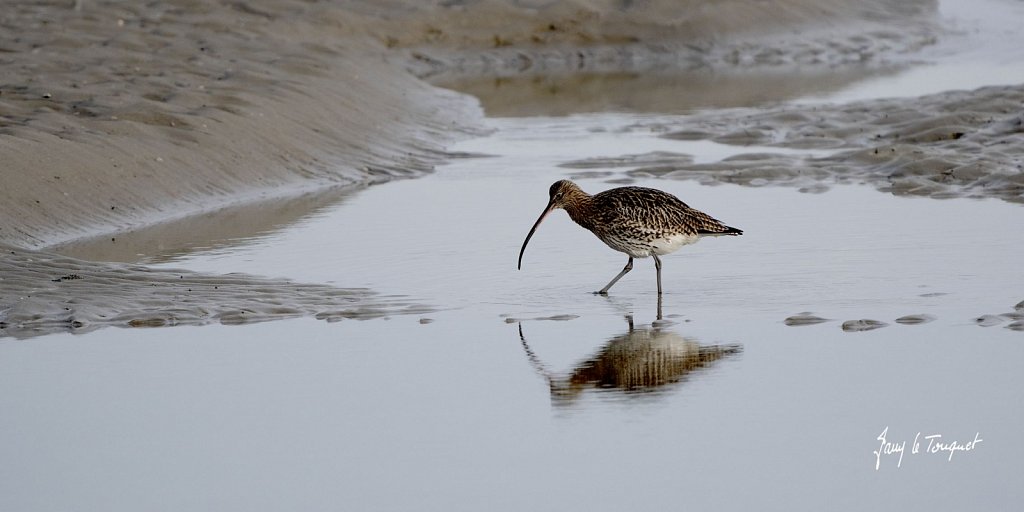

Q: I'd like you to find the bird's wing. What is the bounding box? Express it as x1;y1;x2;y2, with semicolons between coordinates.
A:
600;200;733;236
593;186;738;236
598;202;696;236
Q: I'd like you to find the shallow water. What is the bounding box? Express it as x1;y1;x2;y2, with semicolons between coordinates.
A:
4;112;1024;510
147;114;1022;326
809;0;1024;103
439;0;1024;116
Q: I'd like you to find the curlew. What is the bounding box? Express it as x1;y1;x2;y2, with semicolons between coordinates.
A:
518;180;742;295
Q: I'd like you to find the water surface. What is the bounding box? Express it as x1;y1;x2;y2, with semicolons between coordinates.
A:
5;0;1024;507
3;113;1023;511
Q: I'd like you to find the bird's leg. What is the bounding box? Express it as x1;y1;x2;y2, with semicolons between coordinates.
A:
595;257;633;295
653;254;663;296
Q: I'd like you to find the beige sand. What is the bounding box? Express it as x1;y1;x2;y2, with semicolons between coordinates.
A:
0;1;477;249
375;0;937;71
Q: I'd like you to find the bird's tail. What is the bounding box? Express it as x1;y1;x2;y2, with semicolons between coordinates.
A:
699;225;743;236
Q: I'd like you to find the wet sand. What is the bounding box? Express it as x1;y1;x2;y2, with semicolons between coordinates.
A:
2;0;1023;335
0;246;431;339
594;84;1024;203
0;1;477;250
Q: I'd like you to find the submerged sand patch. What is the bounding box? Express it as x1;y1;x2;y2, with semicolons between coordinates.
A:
0;244;430;339
559;85;1024;203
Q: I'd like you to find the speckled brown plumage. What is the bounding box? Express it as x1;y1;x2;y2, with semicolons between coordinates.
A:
518;179;742;295
557;180;741;251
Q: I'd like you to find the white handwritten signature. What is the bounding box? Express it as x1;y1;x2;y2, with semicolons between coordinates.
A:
873;426;983;470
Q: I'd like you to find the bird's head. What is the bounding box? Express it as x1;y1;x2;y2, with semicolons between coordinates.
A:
518;180;583;270
546;179;581;210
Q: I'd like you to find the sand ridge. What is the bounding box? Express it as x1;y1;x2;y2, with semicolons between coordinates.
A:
0;0;478;249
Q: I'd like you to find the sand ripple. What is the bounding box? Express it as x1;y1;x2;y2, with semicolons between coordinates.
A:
841;319;889;332
784;312;831;326
894;314;936;325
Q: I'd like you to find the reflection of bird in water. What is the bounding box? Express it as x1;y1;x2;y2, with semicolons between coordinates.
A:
518;180;742;295
518;318;742;406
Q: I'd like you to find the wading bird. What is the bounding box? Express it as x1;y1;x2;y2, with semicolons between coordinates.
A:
518;180;742;295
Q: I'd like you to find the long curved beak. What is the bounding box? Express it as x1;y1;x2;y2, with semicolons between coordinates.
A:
518;199;556;270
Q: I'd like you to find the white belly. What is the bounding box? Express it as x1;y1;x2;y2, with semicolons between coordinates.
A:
650;232;700;256
603;232;700;258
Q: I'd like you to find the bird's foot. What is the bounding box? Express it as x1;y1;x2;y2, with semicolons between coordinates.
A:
593;290;609;296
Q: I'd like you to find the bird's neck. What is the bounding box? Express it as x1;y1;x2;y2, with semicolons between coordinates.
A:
563;191;596;230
